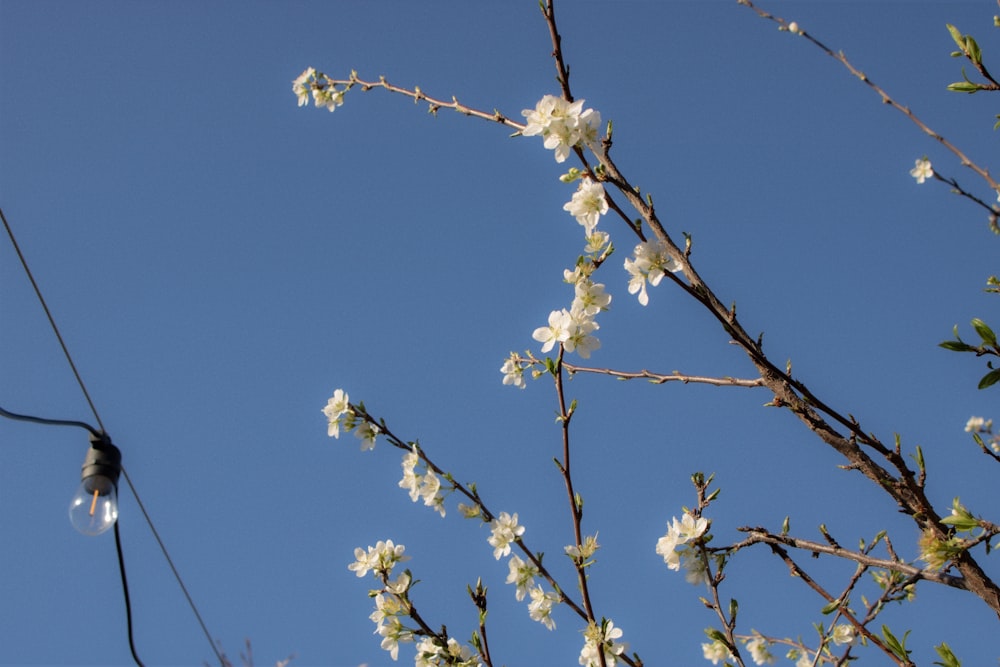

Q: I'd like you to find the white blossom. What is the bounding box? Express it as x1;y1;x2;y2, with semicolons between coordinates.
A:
293;67;315;106
910;158;933;184
563;177;608;235
584;230;610;255
682;551;710;585
322;388;351;438
354;421;380;451
563;309;601;359
376;615;412;661
506;554;539;601
488;511;524;560
746;634;776;665
572;280;612;317
532;308;574;353
794;650;815;667
500;355;527;389
527;585;559;630
702;640;733;665
624;239;681;306
831;624;856;646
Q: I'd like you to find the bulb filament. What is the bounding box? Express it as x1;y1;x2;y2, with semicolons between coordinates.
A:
89;488;99;517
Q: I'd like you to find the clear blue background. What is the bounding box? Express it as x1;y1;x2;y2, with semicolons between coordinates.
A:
1;2;997;666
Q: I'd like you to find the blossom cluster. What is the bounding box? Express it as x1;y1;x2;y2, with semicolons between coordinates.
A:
965;415;992;433
625;239;681;306
964;415;1000;453
528;178;613;361
348;539;410;579
414;637;480;667
783;625;855;667
323;389;381;450
531;261;612;359
579;619;628;667
370;573;414;660
350;541;480;665
655;511;710;585
292;67;346;111
704;625;854;667
399;445;446;517
521;94;602;163
492;517;560;630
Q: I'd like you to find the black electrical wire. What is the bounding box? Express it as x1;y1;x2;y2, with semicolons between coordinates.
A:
118;465;224;661
1;206;106;433
0;404;102;437
1;206;225;666
114;521;145;667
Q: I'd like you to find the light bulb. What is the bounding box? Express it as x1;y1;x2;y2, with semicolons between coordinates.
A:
68;435;121;536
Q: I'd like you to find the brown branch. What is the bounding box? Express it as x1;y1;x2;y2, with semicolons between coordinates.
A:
552;348;600;625
321;72;526;132
542;0;574;102
512;352;766;387
564;363;766;388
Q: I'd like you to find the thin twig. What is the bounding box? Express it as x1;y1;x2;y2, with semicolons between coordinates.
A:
733;528;968;590
737;0;1000;196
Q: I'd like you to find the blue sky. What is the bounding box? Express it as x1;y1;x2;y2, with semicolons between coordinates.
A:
1;1;998;666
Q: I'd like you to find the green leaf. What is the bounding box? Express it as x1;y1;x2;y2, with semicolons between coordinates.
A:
972;318;997;346
947;80;980;93
820;598;842;614
934;642;962;667
939;340;977;352
941;513;980;531
966;35;983;64
881;626;911;661
978;367;1000;389
946;24;966;50
705;627;728;643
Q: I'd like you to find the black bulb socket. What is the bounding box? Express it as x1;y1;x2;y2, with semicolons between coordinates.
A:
80;433;122;496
